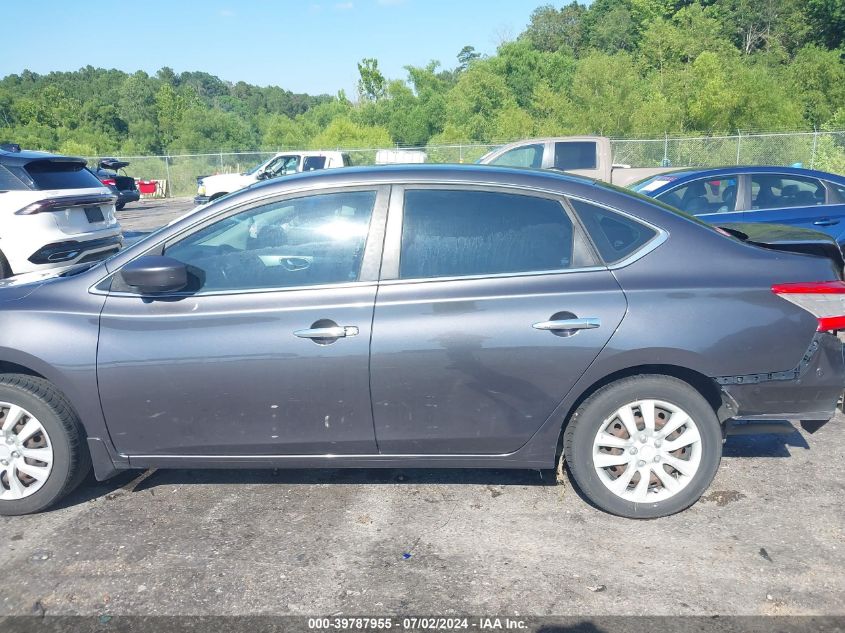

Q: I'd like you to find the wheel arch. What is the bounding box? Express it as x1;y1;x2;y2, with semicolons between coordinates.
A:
0;360;48;381
0;350;89;433
553;363;724;462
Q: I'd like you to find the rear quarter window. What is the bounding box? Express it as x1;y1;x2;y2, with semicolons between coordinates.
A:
0;164;28;191
570;198;658;264
554;142;597;170
24;160;104;190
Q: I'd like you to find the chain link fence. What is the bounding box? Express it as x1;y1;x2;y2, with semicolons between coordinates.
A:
91;131;845;198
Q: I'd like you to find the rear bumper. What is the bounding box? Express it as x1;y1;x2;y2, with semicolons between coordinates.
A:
27;234;123;266
117;189;140;205
718;332;845;421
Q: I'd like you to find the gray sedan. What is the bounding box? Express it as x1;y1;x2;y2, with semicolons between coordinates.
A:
0;165;843;518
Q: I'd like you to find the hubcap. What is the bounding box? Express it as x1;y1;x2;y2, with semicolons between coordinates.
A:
0;402;53;501
592;399;702;503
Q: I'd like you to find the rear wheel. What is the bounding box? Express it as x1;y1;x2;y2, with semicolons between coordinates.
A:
0;375;90;515
0;250;11;279
563;375;722;518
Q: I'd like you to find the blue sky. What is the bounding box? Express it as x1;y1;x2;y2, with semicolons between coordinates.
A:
0;0;544;95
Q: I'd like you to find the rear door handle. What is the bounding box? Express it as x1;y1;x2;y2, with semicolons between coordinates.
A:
814;218;839;226
294;326;359;339
533;318;601;331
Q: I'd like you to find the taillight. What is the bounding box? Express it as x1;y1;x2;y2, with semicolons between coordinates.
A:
100;178;116;186
772;281;845;331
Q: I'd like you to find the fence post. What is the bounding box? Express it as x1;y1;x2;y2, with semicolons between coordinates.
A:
736;130;742;165
459;144;464;164
811;127;819;170
219;152;224;172
662;132;670;167
164;155;172;198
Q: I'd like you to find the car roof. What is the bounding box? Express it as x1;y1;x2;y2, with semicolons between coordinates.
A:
0;147;87;167
648;165;845;185
242;163;601;193
273;150;346;157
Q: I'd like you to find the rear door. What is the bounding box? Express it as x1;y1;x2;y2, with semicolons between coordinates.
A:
742;172;845;237
369;185;629;455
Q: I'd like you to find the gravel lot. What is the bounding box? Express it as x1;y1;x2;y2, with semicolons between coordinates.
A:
0;197;840;617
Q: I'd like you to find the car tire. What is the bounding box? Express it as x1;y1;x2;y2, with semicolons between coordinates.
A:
0;250;11;280
0;374;91;515
563;374;722;519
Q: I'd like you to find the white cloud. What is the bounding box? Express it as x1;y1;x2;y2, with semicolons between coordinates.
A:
334;1;354;9
377;0;406;4
218;8;236;17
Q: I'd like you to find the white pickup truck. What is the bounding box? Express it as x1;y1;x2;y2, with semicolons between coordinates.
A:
195;150;350;204
477;136;673;187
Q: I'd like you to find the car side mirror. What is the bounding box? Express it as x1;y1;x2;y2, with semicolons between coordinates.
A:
119;256;188;294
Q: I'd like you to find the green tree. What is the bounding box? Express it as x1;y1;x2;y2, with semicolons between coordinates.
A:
311;117;391;148
357;58;386;102
522;2;587;54
457;46;481;71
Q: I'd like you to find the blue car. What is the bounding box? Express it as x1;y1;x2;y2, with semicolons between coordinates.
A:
631;166;845;244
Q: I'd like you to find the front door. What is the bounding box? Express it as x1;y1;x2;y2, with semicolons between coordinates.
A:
98;187;388;456
370;187;628;454
654;174;744;224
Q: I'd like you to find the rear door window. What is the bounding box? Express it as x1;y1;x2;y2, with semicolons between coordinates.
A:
750;174;825;209
24;160;104;190
656;176;739;215
303;156;327;171
400;189;584;279
554;141;597;170
570;198;657;264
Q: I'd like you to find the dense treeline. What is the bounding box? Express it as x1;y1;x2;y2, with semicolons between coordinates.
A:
1;0;844;156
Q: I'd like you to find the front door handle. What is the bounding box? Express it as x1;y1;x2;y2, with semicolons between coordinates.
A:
813;218;839;227
294;326;359;339
533;318;601;331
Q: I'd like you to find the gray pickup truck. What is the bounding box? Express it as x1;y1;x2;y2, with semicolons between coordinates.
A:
477;136;673;187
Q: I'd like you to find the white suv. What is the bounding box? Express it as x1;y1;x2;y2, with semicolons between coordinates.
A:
0;145;122;279
195;150;350;204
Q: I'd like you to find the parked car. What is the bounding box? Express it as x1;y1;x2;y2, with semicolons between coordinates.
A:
1;164;843;518
93;158;140;210
0;144;122;280
477;136;674;186
194;150;350;204
631;166;845;245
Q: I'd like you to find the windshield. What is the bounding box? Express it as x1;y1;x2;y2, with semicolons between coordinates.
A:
244;158;274;176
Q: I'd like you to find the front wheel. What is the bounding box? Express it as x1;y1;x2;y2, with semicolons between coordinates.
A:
0;375;91;515
563;375;722;519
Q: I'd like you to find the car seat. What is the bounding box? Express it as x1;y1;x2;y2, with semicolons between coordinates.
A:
684;197;709;214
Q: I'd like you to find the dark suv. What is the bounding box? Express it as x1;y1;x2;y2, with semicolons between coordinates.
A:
0;165;842;518
93;158;140;210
